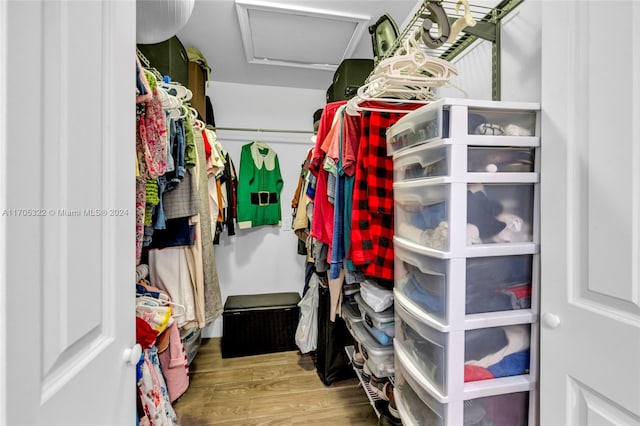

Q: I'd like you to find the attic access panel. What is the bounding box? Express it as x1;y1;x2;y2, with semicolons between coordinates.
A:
235;0;370;71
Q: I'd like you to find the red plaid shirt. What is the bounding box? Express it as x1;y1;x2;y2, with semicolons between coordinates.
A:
349;102;423;280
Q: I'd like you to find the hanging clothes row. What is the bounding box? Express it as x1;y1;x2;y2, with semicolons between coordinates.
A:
135;52;232;426
292;35;460;321
299;101;422;321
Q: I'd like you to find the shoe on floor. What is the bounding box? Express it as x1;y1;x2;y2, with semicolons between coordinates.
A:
352;351;365;369
375;400;402;426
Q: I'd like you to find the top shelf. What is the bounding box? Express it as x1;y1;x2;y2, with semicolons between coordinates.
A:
368;0;525;100
381;0;522;64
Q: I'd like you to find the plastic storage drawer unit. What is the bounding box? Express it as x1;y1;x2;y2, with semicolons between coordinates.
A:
394;237;534;324
395;299;532;394
386;98;539;155
394;180;536;253
394;352;531;426
355;293;395;345
351;321;395;378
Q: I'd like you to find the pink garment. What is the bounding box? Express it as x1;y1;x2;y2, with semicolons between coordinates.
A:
158;321;190;402
341;113;361;176
324;109;361;177
139;281;190;403
135;177;146;265
140;89;168;178
464;364;495;382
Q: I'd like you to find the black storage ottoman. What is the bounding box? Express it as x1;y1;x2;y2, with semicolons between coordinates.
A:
221;292;301;358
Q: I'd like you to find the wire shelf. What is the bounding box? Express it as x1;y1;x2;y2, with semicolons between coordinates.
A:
383;0;497;62
344;345;396;419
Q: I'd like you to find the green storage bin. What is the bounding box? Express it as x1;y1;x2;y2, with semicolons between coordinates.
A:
137;35;189;85
332;58;374;101
326;83;336;104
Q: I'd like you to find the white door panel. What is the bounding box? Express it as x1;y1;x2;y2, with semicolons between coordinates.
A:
541;1;640;424
2;1;136;425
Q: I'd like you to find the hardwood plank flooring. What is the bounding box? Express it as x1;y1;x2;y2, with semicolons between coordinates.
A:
173;338;379;426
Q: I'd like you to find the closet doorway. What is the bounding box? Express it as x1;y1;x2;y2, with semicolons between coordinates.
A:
1;1;137;424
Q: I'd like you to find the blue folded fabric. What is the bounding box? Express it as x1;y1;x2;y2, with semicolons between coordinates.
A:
402;273;445;317
487;349;530;378
366;325;393;345
136;284;160;299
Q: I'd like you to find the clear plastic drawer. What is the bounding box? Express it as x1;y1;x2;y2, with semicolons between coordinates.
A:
464;107;536;138
395;355;530;426
394;239;534;323
394;181;535;253
393;142;535;182
387;99;539;155
395;299;532;393
387;104;444;154
468;146;535;173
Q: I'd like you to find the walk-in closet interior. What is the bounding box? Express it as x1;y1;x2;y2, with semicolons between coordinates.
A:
131;1;542;424
3;1;640;426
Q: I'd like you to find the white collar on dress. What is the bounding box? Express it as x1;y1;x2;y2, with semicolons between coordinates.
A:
250;141;276;170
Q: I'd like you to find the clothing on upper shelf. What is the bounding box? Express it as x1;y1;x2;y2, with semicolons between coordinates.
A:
236;141;283;229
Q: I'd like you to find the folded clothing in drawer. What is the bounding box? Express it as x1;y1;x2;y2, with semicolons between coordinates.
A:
395;299;531;392
464;325;531;381
394;181;535;252
396;353;530;426
394;238;533;321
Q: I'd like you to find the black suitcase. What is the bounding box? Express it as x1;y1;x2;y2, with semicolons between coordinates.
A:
315;283;355;385
332;58;374;101
137;35;189;85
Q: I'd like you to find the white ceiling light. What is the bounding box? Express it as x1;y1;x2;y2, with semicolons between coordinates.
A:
235;0;370;71
137;0;195;44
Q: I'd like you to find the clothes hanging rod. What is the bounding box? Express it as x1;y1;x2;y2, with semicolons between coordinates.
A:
211;126;314;135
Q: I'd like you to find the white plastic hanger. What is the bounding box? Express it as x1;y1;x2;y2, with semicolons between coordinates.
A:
447;0;477;43
136;294;186;317
345;80;435;116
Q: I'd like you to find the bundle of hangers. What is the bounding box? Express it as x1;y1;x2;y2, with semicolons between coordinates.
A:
137;47;198;122
346;0;475;115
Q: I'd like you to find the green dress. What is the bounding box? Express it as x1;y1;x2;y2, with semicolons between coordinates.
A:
236;141;284;229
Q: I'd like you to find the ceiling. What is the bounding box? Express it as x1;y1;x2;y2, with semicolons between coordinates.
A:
175;0;422;90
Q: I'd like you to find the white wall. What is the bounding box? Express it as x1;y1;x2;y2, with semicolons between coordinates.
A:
202;81;325;337
436;0;541;102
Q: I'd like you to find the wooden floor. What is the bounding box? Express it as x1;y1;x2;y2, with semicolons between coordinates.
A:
173;338;379;426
